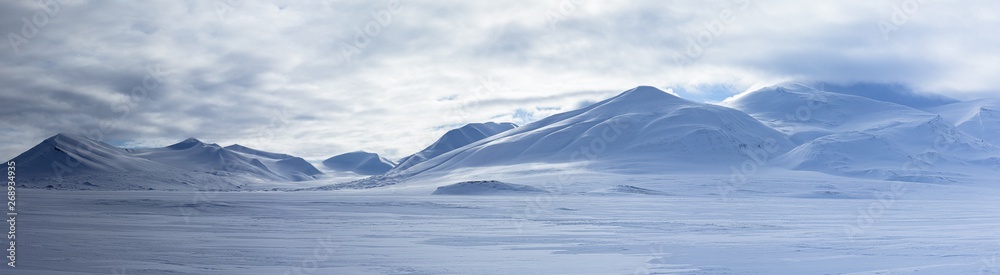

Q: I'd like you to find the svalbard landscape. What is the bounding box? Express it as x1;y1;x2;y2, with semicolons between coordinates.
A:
3;1;1000;274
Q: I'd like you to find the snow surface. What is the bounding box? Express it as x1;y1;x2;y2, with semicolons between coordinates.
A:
15;184;1000;274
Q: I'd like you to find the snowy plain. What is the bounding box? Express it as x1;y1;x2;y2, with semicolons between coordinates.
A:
14;171;1000;274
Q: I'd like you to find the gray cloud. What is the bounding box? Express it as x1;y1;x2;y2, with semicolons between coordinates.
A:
1;0;998;161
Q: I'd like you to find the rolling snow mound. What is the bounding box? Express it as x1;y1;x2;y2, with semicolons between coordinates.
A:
588;185;670;195
431;180;548;195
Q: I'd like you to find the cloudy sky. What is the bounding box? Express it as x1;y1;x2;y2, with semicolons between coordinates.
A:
2;0;999;162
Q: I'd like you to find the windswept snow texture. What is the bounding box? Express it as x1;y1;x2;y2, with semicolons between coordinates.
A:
394;86;795;176
8;134;321;190
322;151;396;175
394;122;516;172
431;180;547;195
930;98;1000;146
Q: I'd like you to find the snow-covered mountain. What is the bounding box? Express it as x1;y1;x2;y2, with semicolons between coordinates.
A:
722;82;937;143
725;83;1000;182
391;86;796;176
392;122;517;172
774;116;1000;182
809;82;958;109
224;144;324;181
929;98;1000;146
322;151;396;175
13;133;176;178
10;84;998;190
8;134;323;190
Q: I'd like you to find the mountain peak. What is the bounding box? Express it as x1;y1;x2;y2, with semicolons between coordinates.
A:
575;85;688;115
40;133;94;148
619;85;676;99
166;137;208;150
46;132;86;141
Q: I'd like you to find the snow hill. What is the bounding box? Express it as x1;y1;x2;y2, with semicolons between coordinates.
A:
393;122;517;172
808;82;958;109
322;151;396;175
431;180;547;195
224;144;324;181
774;116;1000;182
8;134;322;190
722;82;937;143
391;86;795;177
929;98;1000;146
725;82;1000;182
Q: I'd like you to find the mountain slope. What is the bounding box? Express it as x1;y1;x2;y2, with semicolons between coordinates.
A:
225;144;295;160
393;122;516;171
804;82;958;109
225;144;324;181
131;138;285;181
9;134;321;190
774;116;1000;182
928;98;1000;146
392;86;795;177
10;133;175;178
722;82;937;143
322;151;396;175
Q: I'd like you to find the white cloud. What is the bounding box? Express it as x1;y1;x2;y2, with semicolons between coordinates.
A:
1;0;998;161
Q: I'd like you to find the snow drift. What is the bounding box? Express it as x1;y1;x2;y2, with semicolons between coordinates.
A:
431;180;548;195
